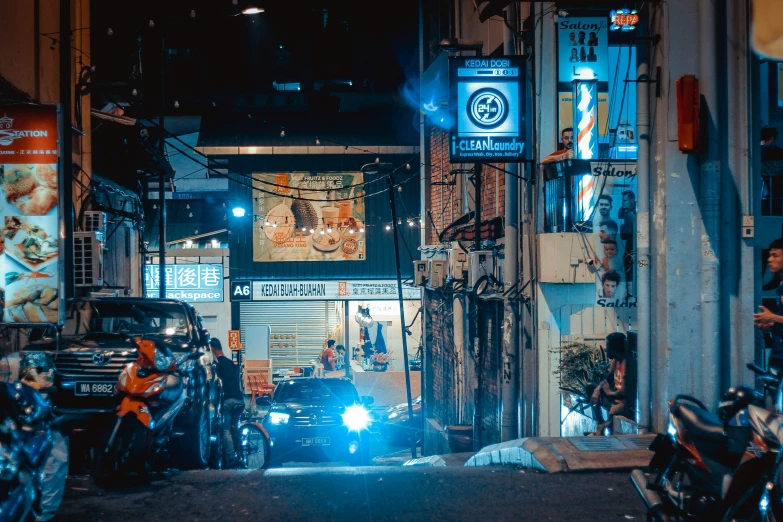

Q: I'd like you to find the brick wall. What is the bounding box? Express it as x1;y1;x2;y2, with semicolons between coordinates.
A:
426;124;506;245
477;299;502;446
425;289;458;428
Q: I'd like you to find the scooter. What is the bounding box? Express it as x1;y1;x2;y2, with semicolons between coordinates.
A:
91;337;201;486
630;363;783;521
0;381;55;522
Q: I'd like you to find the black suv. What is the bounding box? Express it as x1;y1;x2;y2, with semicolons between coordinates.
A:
20;297;223;470
263;377;374;466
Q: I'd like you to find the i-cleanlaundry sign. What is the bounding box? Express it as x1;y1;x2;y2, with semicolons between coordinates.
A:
251;280;422;301
449;56;525;162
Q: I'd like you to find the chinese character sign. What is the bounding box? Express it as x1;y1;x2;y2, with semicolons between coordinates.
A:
145;264;224;303
0;105;63;325
252;172;366;262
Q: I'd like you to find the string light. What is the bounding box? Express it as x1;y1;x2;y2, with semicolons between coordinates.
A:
320;229;325;235
149;20;155;28
309;228;315;234
174;100;180;108
359;227;365;233
408;220;414;227
327;227;332;233
265;219;270;226
272;222;277;228
107;28;113;36
302;227;307;232
349;228;354;234
385;224;391;231
190;10;196;17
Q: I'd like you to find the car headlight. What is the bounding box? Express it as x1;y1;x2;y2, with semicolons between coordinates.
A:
268;412;290;425
342;405;371;432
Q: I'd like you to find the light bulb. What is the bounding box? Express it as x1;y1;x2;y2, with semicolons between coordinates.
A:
320;229;325;235
132;88;138;96
327;227;332;233
280;130;285;138
406;164;411;170
385;225;391;231
315;137;321;145
375;157;380;163
302;227;307;232
272;222;278;228
349;228;354;234
265;220;270;226
309;228;315;234
174;100;180;108
359;227;365;233
149;20;155;27
419;219;424;225
190;9;196;17
186;240;193;247
189;212;193;217
107;28;113;36
408;221;414;227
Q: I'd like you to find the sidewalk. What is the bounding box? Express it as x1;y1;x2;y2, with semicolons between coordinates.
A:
402;434;654;472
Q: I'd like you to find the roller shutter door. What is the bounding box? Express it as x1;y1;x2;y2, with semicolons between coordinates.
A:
239;301;338;368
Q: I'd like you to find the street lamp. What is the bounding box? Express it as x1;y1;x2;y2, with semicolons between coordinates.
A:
242;6;264;15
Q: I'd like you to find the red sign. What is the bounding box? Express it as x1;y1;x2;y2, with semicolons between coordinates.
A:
228;330;242;350
0;106;59;163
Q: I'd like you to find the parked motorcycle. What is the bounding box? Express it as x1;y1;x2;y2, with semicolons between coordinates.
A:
0;381;56;522
92;337;202;486
630;363;783;521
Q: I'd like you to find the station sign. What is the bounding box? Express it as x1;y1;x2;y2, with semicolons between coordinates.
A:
449;56;525;162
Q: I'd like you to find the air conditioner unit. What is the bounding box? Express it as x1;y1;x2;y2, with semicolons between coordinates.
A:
74;232;104;287
89;289;121;298
468;250;495;290
429;260;447;289
413;260;428;286
83;211;107;242
448;249;469;281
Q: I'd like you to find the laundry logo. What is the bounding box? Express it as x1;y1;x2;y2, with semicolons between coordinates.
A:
0;115;50;147
467;88;508;130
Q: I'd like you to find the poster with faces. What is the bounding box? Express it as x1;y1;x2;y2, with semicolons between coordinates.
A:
587;162;637;308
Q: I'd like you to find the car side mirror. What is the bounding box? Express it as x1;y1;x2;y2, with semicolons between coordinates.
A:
361;396;374;406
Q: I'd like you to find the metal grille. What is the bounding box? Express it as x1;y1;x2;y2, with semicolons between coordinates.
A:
54;351;137;380
292;413;341;427
239;301;338;368
619;435;655;450
569;437;629;452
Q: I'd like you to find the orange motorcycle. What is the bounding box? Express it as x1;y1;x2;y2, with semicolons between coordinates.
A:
92;337;200;486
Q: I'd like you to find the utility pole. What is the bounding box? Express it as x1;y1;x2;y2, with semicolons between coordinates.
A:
158;35;167;298
60;0;74;300
385;165;417;460
500;4;520;442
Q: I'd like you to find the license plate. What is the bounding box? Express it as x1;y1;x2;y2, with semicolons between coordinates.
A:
302;437;330;447
74;382;115;396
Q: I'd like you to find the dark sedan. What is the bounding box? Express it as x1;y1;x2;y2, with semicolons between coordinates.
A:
262;377;374;466
378;396;423;446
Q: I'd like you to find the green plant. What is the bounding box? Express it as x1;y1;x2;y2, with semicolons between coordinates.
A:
553;342;609;395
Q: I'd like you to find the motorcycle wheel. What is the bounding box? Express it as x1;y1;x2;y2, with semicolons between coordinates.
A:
238;423;270;470
174;399;211;470
91;417;145;488
719;481;765;522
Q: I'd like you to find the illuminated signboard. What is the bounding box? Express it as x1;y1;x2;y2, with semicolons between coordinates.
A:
0;105;63;325
610;9;639;31
557;17;609;82
574;79;599;160
145;264;224;303
449;56;525;162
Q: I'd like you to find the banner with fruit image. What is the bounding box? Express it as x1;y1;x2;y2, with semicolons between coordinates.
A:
0;105;62;324
252;172;367;262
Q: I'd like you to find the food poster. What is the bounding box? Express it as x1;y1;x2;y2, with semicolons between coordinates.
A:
575;161;637;308
252;172;367;262
0;106;62;324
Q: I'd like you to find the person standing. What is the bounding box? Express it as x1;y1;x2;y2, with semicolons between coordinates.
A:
321;339;337;372
754;238;783;370
542;127;575;165
335;345;346;370
209;338;246;469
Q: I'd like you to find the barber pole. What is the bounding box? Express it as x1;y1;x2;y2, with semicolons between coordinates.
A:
574;78;598;160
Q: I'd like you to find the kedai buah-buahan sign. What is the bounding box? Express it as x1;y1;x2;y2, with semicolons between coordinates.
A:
449;56;525;162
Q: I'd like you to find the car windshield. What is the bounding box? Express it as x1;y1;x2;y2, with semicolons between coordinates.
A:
274;379;360;406
62;301;191;341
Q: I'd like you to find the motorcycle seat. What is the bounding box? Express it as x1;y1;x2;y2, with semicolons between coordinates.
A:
673;403;727;443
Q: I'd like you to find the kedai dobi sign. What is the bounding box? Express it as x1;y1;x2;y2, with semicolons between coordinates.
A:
449;56;525;162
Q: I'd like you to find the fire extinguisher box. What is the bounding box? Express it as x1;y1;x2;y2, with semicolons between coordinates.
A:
676;75;700;153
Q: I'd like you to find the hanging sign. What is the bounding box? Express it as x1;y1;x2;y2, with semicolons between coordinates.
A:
449;56;525;162
0;105;63;325
558;17;609;82
227;330;242;351
610;9;640;31
144;264;224;302
252;172;367;262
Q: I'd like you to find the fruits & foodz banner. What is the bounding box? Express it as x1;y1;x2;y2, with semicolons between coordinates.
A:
252;172;367;262
573;161;637;308
0;105;63;324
